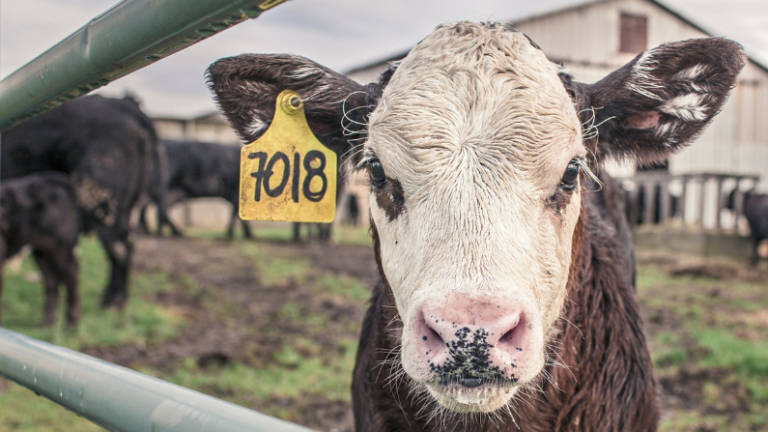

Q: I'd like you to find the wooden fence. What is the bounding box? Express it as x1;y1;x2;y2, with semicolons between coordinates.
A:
621;172;760;234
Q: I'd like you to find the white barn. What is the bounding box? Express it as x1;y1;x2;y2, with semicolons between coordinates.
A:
341;0;768;230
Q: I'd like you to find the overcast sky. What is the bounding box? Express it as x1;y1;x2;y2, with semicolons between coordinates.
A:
1;0;767;118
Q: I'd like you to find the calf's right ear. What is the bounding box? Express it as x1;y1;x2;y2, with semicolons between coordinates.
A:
563;38;745;164
206;54;378;159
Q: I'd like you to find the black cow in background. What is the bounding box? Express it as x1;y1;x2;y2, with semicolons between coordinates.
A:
726;189;768;266
2;95;155;308
0;173;81;326
138;139;252;239
292;222;332;243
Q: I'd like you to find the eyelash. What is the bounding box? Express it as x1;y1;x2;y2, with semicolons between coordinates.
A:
559;158;582;191
358;153;387;188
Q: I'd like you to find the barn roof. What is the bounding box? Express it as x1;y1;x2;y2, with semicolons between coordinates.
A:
344;0;768;76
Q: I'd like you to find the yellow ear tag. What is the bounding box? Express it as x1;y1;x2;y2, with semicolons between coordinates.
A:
238;90;337;223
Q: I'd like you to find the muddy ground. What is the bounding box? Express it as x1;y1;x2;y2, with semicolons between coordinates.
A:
80;234;766;431
83;235;376;431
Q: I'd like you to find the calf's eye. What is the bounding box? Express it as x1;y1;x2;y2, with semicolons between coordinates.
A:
367;159;387;188
559;159;581;190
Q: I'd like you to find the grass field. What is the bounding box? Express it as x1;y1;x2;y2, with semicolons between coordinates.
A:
1;226;766;431
636;255;768;431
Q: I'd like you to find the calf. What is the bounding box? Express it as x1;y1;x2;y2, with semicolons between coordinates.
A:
2;95;155;308
208;22;743;431
138;139;252;239
727;189;768;265
0;173;80;326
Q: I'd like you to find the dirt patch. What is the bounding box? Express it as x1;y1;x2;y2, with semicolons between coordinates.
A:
659;366;753;425
84;236;375;368
267;240;379;286
638;249;768;284
669;263;739;280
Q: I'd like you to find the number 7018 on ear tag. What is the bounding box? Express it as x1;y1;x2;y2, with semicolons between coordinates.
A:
238;90;337;223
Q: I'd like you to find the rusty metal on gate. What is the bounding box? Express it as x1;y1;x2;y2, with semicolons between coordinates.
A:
239;90;337;223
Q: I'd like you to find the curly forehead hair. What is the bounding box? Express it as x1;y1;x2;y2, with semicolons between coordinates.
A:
368;22;581;181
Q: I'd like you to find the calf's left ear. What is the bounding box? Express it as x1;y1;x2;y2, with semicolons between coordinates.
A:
564;38;745;163
206;54;380;159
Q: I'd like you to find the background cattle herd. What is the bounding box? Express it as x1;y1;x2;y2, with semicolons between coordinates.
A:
0;94;342;327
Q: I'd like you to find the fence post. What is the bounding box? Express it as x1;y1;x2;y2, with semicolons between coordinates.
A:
679;175;689;226
697;175;707;228
714;175;725;231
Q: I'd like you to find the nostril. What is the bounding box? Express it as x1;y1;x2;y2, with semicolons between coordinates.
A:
498;313;525;347
424;321;444;345
499;328;515;343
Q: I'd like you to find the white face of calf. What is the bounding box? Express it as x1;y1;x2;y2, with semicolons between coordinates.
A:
362;23;584;411
208;22;743;415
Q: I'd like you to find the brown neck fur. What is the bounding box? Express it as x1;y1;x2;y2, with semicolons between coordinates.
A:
352;175;658;432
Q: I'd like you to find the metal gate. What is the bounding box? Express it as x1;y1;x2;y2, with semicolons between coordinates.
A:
0;1;315;430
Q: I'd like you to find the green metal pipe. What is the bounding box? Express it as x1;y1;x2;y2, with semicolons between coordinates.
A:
0;0;288;130
0;327;315;432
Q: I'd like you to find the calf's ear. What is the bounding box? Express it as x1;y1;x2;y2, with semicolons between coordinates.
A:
564;38;745;164
206;54;380;159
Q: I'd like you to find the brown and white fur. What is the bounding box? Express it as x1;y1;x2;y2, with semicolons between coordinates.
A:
207;22;744;431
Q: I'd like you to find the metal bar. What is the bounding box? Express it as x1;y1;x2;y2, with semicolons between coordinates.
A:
680;175;688;225
714;176;725;231
698;177;707;227
0;0;288;130
0;327;314;432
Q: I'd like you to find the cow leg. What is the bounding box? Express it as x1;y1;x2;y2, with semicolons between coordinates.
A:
240;218;253;240
58;250;80;326
751;238;761;267
138;203;152;234
155;204;165;237
319;223;332;243
292;223;301;243
97;228;133;309
164;216;183;237
226;203;237;240
154;196;166;236
156;191;182;237
33;251;59;326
